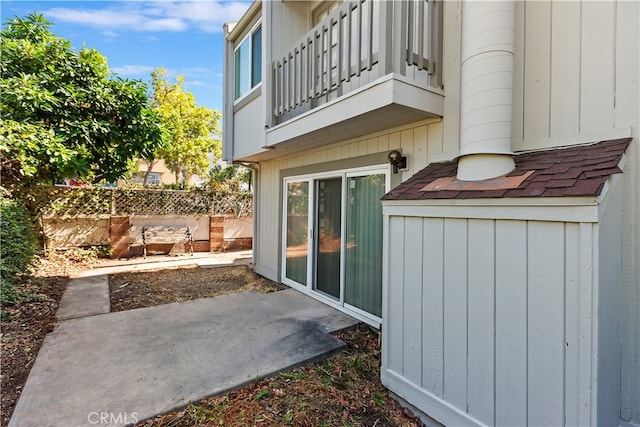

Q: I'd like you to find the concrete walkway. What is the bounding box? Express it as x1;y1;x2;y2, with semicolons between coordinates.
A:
9;253;358;427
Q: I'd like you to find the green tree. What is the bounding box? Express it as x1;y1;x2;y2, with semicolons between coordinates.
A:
0;13;164;192
148;67;221;187
205;163;251;192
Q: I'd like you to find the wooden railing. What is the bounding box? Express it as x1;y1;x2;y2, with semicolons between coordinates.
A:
270;0;442;125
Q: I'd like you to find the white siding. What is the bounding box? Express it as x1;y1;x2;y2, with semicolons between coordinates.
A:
512;0;638;151
597;162;624;426
382;215;598;426
421;218;444;398
495;220;527;426
233;96;265;159
442;218;467;410
253;119;444;281
269;1;308;64
526;222;565;426
430;0;638;156
620;142;640;425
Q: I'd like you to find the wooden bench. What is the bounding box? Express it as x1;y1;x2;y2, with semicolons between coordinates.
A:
141;225;193;258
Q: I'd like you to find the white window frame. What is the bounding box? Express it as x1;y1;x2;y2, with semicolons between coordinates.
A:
234;21;262;103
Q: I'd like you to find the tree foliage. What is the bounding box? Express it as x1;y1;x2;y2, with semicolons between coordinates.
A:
0;13;164;192
205;163;252;192
0;195;38;305
148;67;221;187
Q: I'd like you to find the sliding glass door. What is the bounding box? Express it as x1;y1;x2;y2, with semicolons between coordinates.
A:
282;167;388;322
344;174;385;317
314;178;342;299
284;180;309;287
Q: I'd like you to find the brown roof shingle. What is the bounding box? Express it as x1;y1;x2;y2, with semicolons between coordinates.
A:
382;138;632;201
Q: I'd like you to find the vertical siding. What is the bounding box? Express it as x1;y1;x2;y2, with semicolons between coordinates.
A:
579;1;615;133
466;220;495;424
403;217;424;381
549;1;580;138
526;222;565;426
564;223;581;426
614;1;640;129
522;1;551;143
621;141;640;424
421;218;444;397
255;161;280;280
442;218;467;410
495;220;528;426
384;217;595;426
440;0;462;159
597;166;624;426
387;216;405;375
270;2;308;64
513;0;637;151
233;97;265;159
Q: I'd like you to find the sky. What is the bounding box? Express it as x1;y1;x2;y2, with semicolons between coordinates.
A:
1;0;253;112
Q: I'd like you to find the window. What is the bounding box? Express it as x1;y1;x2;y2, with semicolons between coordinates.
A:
234;24;262;100
147;172;161;186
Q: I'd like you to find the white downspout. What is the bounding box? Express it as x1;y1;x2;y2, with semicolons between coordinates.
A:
456;1;516;181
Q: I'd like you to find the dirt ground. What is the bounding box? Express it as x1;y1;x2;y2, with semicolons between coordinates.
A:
109;265;285;311
2;259;422;427
1;275;67;427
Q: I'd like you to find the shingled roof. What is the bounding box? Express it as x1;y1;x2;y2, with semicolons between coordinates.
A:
383;138;632;201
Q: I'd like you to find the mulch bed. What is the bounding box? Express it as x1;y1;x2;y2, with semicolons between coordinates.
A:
1;276;67;427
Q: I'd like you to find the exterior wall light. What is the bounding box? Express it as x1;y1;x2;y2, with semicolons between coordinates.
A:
388;150;407;174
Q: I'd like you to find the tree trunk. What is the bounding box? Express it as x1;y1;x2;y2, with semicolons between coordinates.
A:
143;159;158;186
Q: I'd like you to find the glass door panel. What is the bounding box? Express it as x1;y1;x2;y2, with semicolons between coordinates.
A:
345;174;385;317
285;181;309;285
314;178;342;299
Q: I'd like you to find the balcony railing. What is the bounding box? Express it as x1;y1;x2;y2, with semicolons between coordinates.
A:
269;0;443;127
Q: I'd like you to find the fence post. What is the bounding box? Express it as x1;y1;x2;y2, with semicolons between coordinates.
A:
110;216;130;259
210;215;225;252
110;188;116;215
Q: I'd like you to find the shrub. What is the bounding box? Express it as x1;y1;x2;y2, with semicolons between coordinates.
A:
1;195;38;304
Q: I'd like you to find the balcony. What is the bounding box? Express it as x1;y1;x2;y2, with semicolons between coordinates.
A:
264;0;444;153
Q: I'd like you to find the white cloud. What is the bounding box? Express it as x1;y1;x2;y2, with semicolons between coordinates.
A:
102;30;119;39
111;65;157;77
44;1;251;35
181;67;215;77
186;80;206;87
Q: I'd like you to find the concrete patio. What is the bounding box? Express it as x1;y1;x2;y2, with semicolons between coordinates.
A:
9;253;359;427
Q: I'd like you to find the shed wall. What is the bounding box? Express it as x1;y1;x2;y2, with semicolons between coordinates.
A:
382;216;597;426
621;142;640;425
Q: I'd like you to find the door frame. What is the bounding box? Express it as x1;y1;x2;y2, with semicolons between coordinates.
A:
281;164;389;326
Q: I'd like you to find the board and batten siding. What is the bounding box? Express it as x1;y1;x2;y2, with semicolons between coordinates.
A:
382;215;606;426
437;0;638;156
252;118;444;282
512;0;639;151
